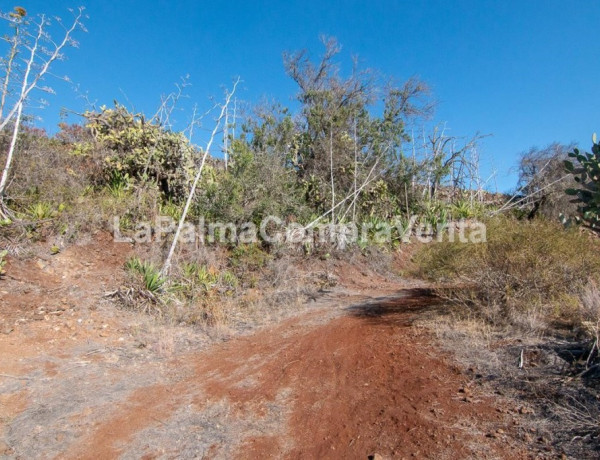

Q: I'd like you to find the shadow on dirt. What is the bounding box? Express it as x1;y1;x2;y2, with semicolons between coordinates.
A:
346;288;441;326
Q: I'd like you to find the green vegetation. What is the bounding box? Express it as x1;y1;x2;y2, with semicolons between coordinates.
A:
83;104;196;201
125;257;167;294
0;38;492;254
1;7;599;457
0;7;597;342
565;135;600;232
0;249;7;278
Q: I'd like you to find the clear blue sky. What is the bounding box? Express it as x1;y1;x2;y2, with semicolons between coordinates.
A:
10;0;600;192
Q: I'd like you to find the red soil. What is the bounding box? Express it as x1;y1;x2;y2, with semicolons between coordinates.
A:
0;236;533;459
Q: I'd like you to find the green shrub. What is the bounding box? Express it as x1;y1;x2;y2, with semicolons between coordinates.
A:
230;244;270;272
415;217;600;328
193;146;311;225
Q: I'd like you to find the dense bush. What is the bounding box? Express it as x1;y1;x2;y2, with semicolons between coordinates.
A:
193;144;311;225
83;104;196;201
415;217;600;330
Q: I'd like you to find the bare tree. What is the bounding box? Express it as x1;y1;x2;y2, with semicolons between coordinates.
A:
517;143;577;219
413;124;486;201
0;6;85;219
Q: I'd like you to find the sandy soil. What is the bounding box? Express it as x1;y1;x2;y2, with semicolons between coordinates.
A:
0;236;538;459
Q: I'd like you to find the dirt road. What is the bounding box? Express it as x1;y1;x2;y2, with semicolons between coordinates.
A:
0;239;531;459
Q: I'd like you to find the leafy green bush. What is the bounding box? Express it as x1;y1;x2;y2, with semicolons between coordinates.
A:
415;217;600;329
193;143;310;225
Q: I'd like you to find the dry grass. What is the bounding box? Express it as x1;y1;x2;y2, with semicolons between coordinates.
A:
112;245;324;331
413;219;600;457
579;280;600;341
414;305;600;458
416;216;600;332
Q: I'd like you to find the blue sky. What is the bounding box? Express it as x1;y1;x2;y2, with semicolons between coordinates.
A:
9;0;600;192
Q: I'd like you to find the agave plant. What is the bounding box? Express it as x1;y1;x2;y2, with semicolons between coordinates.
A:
125;257;166;293
451;199;476;219
159;199;183;221
220;270;238;290
107;171;131;199
0;250;7;278
181;261;200;280
421;201;450;233
27;201;56;220
196;265;218;292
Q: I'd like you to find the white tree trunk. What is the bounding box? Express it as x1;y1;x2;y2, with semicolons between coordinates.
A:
0;102;24;199
161;79;239;275
329;128;335;224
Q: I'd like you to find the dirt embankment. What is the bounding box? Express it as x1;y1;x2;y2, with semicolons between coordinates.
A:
0;236;535;459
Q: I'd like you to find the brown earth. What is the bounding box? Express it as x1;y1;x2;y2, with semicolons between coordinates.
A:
0;235;539;459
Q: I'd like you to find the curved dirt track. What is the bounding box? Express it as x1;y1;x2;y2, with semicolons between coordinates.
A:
0;238;532;459
56;292;527;459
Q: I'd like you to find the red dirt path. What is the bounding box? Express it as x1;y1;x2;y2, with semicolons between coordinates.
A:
60;294;528;459
0;237;533;459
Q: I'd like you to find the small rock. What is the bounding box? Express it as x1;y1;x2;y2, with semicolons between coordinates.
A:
368;454;384;460
518;406;534;415
33;311;45;321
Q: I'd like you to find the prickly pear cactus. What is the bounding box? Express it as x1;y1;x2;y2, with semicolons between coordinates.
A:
564;134;600;231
